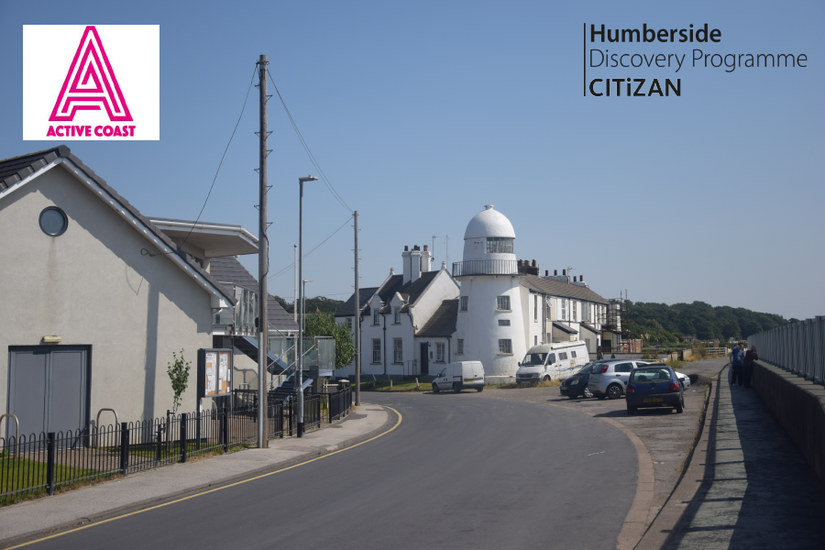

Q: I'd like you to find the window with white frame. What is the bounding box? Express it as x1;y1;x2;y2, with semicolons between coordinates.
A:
347;318;352;331
573;301;578;321
582;303;591;322
498;339;513;354
393;338;403;363
561;299;567;320
457;339;464;354
394;307;400;324
372;339;381;363
373;308;380;325
460;296;468;311
436;342;445;362
497;295;510;311
534;294;538;321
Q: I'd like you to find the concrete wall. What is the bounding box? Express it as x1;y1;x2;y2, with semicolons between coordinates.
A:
753;361;825;482
0;165;214;424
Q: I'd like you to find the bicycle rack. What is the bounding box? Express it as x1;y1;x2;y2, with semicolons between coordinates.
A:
94;408;120;448
0;414;20;456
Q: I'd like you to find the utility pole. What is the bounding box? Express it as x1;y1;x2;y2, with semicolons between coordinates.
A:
354;211;360;406
256;54;270;449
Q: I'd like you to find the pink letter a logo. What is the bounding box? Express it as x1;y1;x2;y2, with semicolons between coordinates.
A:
49;26;132;122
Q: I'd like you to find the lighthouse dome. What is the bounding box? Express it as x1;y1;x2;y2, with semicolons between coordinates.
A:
463;205;516;240
461;205;516;265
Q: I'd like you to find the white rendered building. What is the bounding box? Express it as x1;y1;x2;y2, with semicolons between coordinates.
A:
336;206;614;383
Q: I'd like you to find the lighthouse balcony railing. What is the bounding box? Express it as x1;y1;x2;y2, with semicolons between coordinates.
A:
452;260;518;277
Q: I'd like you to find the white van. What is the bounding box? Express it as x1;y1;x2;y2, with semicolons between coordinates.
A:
432;361;486;393
515;341;589;383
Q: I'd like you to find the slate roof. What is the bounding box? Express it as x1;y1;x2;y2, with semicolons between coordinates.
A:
416;299;458;337
335;271;441;316
0;146;236;306
209;256;298;332
520;274;609;305
335;287;380;318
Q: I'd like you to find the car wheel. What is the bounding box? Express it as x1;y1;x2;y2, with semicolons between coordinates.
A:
432;383;439;393
453;383;461;394
582;386;593;399
675;397;684;414
627;405;636;415
607;384;623;399
476;387;483;393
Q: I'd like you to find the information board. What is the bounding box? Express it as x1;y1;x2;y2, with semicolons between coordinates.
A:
197;348;233;398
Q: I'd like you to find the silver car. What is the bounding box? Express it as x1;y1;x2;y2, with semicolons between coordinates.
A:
588;359;650;399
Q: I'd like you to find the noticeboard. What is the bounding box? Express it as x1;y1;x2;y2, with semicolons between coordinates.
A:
197;348;233;398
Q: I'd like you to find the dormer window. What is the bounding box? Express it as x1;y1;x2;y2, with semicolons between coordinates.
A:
486;237;513;254
394;307;401;324
373;308;380;325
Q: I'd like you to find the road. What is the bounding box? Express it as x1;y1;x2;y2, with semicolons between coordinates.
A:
24;393;639;550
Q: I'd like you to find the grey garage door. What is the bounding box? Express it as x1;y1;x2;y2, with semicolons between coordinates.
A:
7;346;90;438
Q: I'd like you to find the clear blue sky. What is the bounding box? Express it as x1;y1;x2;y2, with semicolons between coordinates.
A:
2;0;822;321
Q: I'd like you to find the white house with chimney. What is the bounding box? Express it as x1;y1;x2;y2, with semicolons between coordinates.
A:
336;205;615;383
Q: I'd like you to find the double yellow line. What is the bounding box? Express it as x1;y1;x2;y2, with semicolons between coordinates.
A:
6;406;401;549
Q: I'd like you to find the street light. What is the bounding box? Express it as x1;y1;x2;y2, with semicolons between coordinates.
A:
297;175;317;438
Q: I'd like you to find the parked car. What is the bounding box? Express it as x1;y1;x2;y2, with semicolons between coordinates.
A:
588;359;651;399
675;371;691;390
432;361;486;393
516;340;590;383
625;364;684;414
559;360;609;398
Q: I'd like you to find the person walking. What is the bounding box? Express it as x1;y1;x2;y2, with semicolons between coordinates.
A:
730;344;745;387
743;345;759;388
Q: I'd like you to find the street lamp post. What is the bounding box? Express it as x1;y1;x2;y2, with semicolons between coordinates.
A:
297;175;317;438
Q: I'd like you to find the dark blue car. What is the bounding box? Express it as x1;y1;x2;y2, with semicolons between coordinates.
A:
625;364;684;415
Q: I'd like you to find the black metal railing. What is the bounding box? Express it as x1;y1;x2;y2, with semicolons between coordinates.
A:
0;386;345;503
329;387;353;422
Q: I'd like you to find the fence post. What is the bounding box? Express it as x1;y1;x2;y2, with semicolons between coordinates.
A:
221;404;229;453
46;432;56;496
196;411;202;451
156;424;163;462
180;413;188;463
120;422;129;476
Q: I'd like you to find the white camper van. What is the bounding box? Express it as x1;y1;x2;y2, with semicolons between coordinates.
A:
515;341;589;383
432;361;486;393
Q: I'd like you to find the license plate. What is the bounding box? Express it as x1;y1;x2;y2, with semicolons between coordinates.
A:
643;397;663;403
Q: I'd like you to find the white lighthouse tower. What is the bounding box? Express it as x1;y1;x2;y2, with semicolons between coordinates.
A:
453;205;525;383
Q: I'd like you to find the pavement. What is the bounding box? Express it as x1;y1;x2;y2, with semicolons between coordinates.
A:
2;365;825;550
636;363;825;549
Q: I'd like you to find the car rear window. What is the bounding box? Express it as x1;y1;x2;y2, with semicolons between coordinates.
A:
631;368;672;383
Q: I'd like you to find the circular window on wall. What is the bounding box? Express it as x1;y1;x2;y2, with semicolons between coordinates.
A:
39;206;69;236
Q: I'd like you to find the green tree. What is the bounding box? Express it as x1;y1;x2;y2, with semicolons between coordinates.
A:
303;312;355;370
167;350;191;414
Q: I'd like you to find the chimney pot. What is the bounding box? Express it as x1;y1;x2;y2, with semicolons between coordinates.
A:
554;270;558;276
532;259;536;267
563;269;566;276
574;276;577;282
581;274;584;281
423;245;428;251
545;270;549;276
404;245;409;251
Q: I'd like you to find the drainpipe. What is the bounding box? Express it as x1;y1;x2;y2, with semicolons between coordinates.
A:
383;313;387;378
448;337;451;363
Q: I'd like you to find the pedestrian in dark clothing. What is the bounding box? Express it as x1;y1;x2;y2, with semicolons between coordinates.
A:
743;346;758;388
730;344;745;386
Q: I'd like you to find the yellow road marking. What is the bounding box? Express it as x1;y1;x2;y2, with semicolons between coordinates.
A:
6;405;401;550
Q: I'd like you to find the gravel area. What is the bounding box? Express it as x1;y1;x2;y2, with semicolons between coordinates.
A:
472;357;728;528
